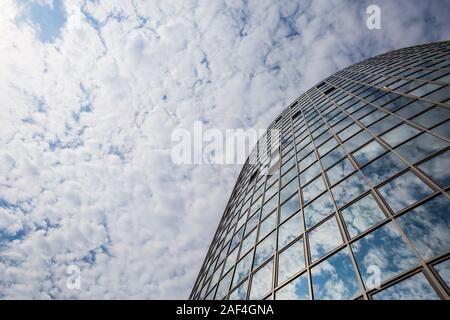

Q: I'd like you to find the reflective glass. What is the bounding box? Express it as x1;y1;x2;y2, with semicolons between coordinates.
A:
380;123;420;147
232;251;252;287
352;222;418;287
352;140;386;166
278;239;306;284
367;115;402;135
341;193;385;238
418;150;450;187
299;161;321;186
279;178;298;204
397;195;450;259
372;272;439;300
216;270;233;299
299;152;317;169
302;175;326;204
240;228;256;256
224;247;239;273
308;217;343;262
361;152;406;186
261;194;278;218
258;211;276;240
275;273;309;300
434;259;450;287
311;248;360;300
320;146;346;169
304;191;335;229
395;133;448;164
337;123;360;142
411;107;450;128
253;231;276;269
431;120;450;140
280;193;300;223
250;260;273;299
378;171;433;212
408;83;442;97
332;172;370;207
278;212;303;249
229;280;247;300
326;157;355;185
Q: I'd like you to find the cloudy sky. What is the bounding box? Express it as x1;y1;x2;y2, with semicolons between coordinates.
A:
0;0;449;299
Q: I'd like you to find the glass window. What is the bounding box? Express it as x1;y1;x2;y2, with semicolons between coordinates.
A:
278;212;303;249
367;115;402;135
360;110;386;127
245;211;260;236
411;107;450;128
341;193;386;238
229;280;247;300
304;191;335;229
281;166;296;187
418;150;450;187
308;216;343;262
332;172;370;207
224;247;239;273
311;248;361;300
299;161;321;186
408;83;442;97
431;120;450;140
337;123;360;142
250;260;273;300
261;194;277;218
280;193;300;223
395;133;447;164
258;211;276;241
396;195;450;259
320;146;346;169
378;171;433;213
264;182;278;202
299;152;317;169
380;123;421;147
279;178;298;204
372;272;439;300
361;152;406;186
302;175;326;204
318;138;338;156
253;231;276;269
326;157;355;185
352;221;418;287
278;239;306;284
352;140;386;166
275;272;309;300
240;228;256;256
342;130;372;153
395;99;433;119
216;270;233;299
434;259;450;288
232;251;253;288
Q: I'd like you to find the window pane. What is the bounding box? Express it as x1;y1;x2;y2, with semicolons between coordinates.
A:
372;272;439;300
409;83;442;97
232;251;252;287
395;133;448;164
434;259;450;287
224;247;239;273
411;106;450;128
216;270;233;299
253;231;276;269
229;280;247;300
278;239;306;284
258;211;276;240
250;260;273;299
299;161;321;186
261;195;278;217
240;229;256;257
367;115;402;135
304;191;335;229
352;222;418;287
361;152;406;186
311;248;361;300
275;272;309;300
431;120;450;140
278;212;303;249
378;171;433;213
418;150;450;187
326;157;355;185
352;140;386;166
341;193;386;238
380;123;421;147
332;172;370;207
302;175;326;204
308;217;343;262
279;178;298;204
280;193;300;223
299;152;317;169
397;195;450;259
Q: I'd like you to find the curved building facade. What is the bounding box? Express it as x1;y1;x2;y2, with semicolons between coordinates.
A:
190;41;450;300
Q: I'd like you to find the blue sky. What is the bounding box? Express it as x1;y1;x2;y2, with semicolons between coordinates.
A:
0;0;449;299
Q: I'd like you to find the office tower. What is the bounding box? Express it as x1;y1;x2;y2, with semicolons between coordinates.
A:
190;41;450;300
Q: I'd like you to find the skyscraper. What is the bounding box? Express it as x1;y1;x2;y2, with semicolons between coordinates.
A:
190;41;450;300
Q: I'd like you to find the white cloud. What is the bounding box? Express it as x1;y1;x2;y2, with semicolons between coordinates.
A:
0;0;448;299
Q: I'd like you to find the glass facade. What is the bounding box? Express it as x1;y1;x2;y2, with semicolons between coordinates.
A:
190;42;450;300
